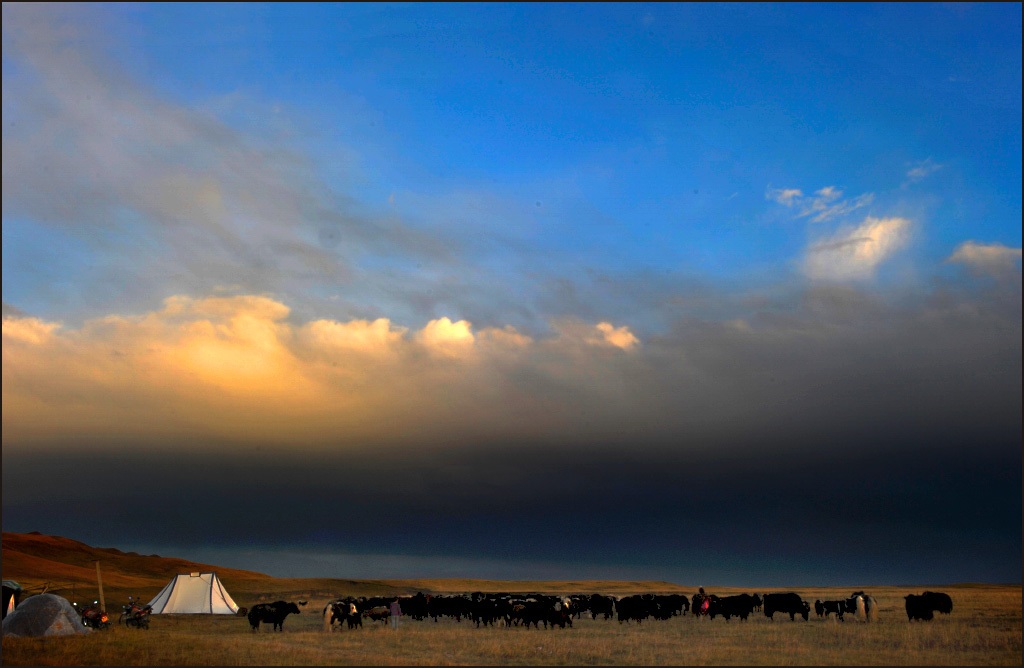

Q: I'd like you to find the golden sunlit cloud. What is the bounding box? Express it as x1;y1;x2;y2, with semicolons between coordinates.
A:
591;322;640;351
476;325;533;350
300;318;408;358
416;317;476;358
1;316;60;344
545;318;642;353
2;296;644;449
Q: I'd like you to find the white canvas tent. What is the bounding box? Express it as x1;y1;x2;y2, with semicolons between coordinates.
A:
147;572;239;614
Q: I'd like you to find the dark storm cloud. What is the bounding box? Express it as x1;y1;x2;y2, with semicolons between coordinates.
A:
4;435;1019;585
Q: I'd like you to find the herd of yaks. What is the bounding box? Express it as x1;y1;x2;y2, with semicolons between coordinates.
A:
242;589;956;633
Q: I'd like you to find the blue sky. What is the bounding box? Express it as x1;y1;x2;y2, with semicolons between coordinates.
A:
5;3;1021;327
3;3;1021;586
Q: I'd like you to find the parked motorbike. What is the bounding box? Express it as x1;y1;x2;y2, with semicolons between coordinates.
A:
119;596;152;630
74;600;111;630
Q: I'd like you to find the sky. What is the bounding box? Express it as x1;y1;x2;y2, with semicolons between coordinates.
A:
2;3;1021;587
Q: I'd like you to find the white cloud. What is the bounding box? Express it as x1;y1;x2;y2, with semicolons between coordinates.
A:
905;158;942;184
948;241;1022;275
799;187;875;223
814;186;841;200
767;185;874;222
767;187;803;206
804;216;910;281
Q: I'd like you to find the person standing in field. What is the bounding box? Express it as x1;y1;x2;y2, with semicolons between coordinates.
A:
695;587;711;617
389;597;402;630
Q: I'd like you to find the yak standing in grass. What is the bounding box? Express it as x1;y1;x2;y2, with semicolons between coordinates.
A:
324;600;362;631
364;606;390;625
905;592;953;621
921;592;952;615
815;598;854;621
548;597;574;629
762;593;810;621
588;594;616;620
707;594;759;621
248;601;301;632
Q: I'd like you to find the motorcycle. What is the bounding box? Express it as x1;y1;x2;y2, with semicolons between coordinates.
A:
119;596;152;630
74;600;111;630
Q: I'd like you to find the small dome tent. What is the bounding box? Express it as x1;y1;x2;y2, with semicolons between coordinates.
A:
2;594;89;637
147;572;239;614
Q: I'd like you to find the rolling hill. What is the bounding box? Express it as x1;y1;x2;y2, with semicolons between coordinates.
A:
2;531;275;600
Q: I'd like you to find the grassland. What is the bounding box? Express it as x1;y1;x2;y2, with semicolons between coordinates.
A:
3;584;1020;665
3;533;1021;665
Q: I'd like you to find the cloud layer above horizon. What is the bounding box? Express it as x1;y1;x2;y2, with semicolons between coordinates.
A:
4;273;1019;456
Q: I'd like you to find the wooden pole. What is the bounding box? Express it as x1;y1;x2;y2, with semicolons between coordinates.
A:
95;561;105;612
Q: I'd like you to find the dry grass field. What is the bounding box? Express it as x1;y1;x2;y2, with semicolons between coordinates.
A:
2;533;1021;665
4;584;1020;665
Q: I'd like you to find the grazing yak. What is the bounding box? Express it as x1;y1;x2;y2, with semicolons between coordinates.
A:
248;601;301;632
921;591;953;615
403;593;430;621
616;594;668;623
427;594;472;622
905;592;953;621
707;594;760;621
588;594;616;620
323;600;363;631
815;599;853;621
548;597;574;629
762;593;810;621
364;606;390;624
470;594;511;628
509;596;572;629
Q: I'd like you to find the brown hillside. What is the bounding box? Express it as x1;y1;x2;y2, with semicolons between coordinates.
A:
2;532;273;600
1;548;157;590
2;532;267;577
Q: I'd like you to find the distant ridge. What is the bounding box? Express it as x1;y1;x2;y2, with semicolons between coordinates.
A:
4;532;1010;607
366;578;693;595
